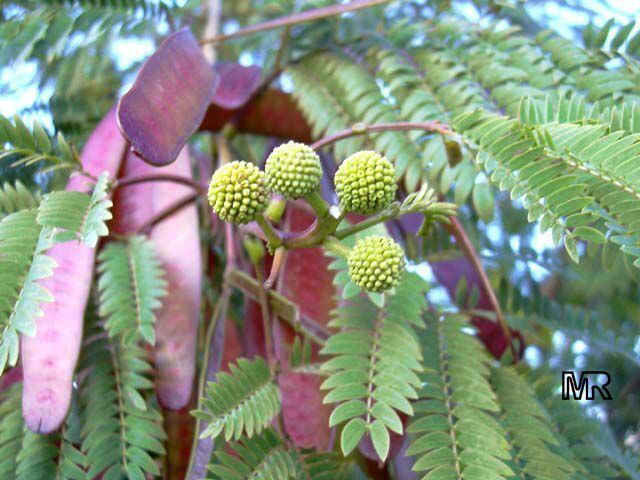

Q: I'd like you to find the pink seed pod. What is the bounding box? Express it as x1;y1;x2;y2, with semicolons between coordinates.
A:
111;148;201;410
21;108;127;433
150;149;201;409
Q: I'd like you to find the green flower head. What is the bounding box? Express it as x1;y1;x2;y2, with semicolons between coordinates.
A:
265;141;322;199
208;161;270;224
347;235;405;293
335;150;396;215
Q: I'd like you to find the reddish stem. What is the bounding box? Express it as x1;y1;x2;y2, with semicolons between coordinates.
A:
445;217;517;361
311;121;451;150
199;0;390;45
115;174;207;194
136;193;200;235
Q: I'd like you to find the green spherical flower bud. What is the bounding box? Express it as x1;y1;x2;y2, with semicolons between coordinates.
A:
208;161;270;224
265;141;323;199
334;150;396;215
347;235;405;293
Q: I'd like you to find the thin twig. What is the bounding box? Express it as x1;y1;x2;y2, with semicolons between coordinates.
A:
272;25;291;73
135;193;200;234
445;216;518;361
334;203;401;239
114;174;207;194
225;269;328;346
254;262;276;371
199;0;390;45
264;247;286;290
185;289;229;480
311;121;451;150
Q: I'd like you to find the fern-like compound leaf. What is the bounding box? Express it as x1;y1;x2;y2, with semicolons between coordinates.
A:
0;383;86;480
206;429;297;480
320;271;428;461
0;114;78;171
531;372;623;479
16;412;86;480
37;171;113;247
406;313;513;479
0;211;56;374
492;366;576;479
0;181;40;219
194;356;280;442
294;451;361;480
80;316;166;480
97;235;166;345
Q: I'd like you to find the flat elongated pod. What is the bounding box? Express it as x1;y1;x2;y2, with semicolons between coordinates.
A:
21;108;126;433
111;148;201;409
150;149;202;409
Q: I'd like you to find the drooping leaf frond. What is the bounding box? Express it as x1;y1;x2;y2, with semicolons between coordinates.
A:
320;271;428;461
206;429;297;480
491;366;577;479
195;356;281;441
79;315;165;480
0;114;79;173
406;313;513;479
452;109;605;263
531;372;622;479
96;235;166;345
582;17;640;58
535;29;639;107
295;451;361;480
0;211;56;374
37;171;113;247
499;279;640;366
0;180;39;219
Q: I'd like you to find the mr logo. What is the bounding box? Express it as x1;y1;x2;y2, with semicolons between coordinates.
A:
562;370;612;400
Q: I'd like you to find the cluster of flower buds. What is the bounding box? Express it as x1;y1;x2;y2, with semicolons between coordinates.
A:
208;142;405;292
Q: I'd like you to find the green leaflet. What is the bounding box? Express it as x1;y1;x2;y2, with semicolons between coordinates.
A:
97;235;166;345
194;356;281;442
0;180;40;220
0;211;56;374
37;171;113;247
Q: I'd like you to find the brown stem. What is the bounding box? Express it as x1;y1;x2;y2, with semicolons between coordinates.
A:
445;216;517;362
311;121;451;150
199;0;390;45
136;193;200;235
114;174;207;194
273;25;291;72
